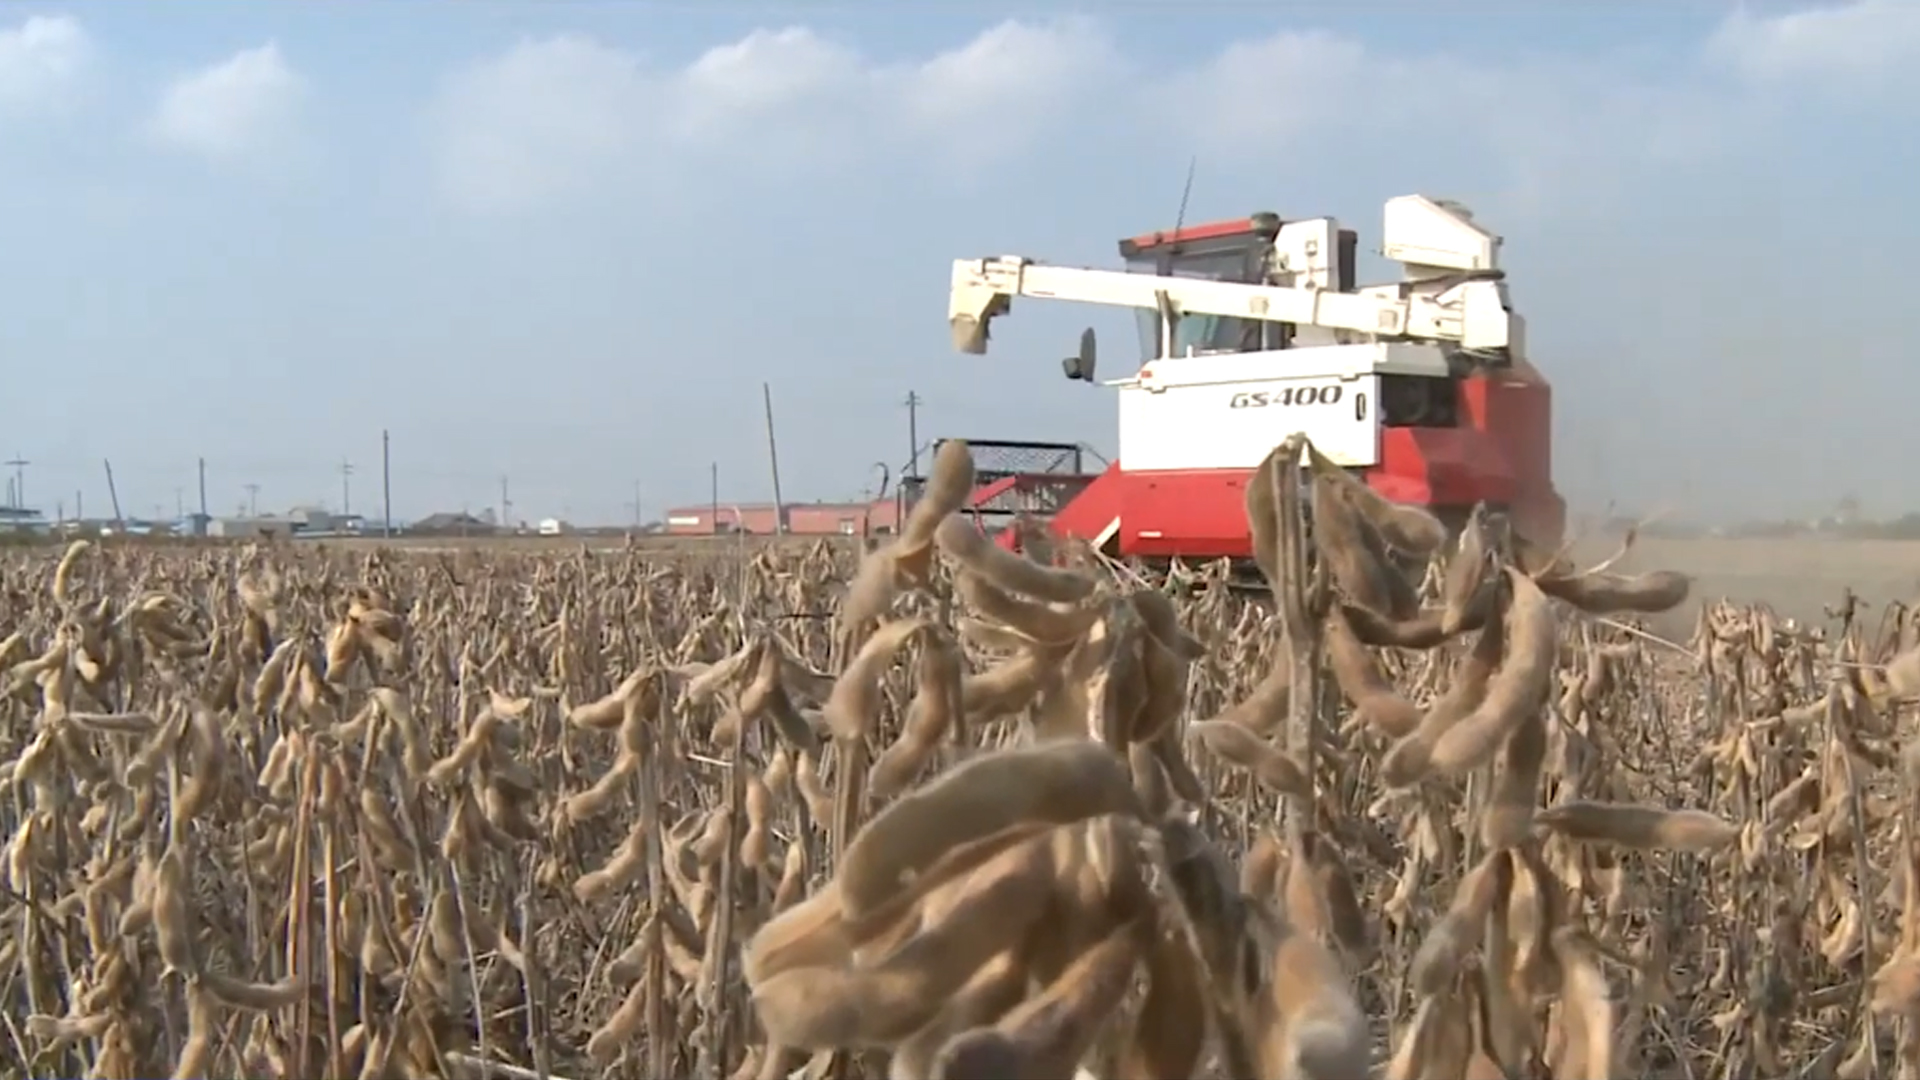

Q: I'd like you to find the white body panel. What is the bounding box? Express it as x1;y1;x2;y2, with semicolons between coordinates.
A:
1113;342;1445;471
951;259;1518;357
1271;217;1342;290
1381;195;1499;272
949;194;1524;363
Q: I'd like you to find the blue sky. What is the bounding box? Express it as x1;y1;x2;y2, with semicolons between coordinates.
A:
1;1;1914;526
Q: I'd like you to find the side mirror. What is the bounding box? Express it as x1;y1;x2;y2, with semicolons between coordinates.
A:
1061;327;1097;382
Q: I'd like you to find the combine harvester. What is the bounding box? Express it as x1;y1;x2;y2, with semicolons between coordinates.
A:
943;195;1565;574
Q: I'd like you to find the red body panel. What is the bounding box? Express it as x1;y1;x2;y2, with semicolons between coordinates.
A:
965;475;1022;508
1043;365;1565;556
1120;217;1259;254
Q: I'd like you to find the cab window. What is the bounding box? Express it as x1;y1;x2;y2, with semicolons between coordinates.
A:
1125;246;1285;360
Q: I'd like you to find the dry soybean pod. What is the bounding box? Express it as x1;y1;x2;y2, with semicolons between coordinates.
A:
835;740;1139;926
1425;569;1557;779
1534;801;1741;852
1324;609;1421;738
934;514;1096;605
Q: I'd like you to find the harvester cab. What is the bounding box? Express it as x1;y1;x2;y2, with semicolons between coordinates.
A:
946;195;1565;565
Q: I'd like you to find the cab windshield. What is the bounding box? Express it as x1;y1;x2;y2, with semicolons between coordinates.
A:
1125;246;1284;361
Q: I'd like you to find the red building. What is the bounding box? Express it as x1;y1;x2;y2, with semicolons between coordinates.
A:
663;504;784;536
787;501;903;536
663;500;902;537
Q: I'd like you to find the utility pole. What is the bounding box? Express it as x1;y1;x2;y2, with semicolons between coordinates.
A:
4;456;27;511
339;458;354;516
244;483;259;518
903;392;922;479
197;458;207;519
499;475;511;529
763;382;786;534
901;391;923;528
710;462;720;535
381;430;392;538
175;487;184;519
103;460;122;527
627;480;642;531
74;490;81;521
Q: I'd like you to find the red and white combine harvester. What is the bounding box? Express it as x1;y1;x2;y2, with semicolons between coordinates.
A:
944;195;1565;571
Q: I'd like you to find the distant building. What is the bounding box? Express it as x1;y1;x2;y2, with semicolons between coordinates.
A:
662;500;900;537
204;508;366;540
0;507;48;534
787;501;901;536
287;507;365;535
663;504;784;536
409;511;496;537
210;516;290;539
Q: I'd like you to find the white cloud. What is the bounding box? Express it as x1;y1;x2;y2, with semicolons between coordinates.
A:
894;17;1120;163
667;28;872;167
1146;26;1800;220
0;14;90;117
1151;29;1370;149
427;33;650;215
1707;0;1920;86
425;3;1920;217
147;42;306;161
426;18;1122;215
674;29;859;135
